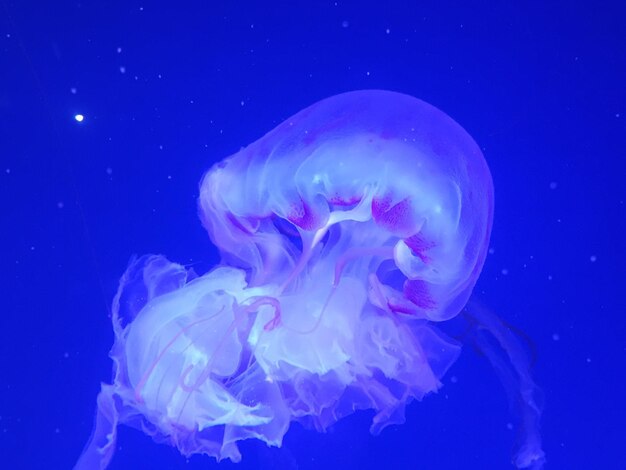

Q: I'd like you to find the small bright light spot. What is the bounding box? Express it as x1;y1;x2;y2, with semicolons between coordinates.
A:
450;375;458;384
385;28;390;34
549;181;557;189
106;167;113;175
116;47;122;53
74;114;84;122
548;275;553;281
341;20;349;28
488;247;495;255
506;423;513;431
57;201;64;209
501;268;509;275
552;333;560;341
586;357;591;363
119;66;126;74
240;100;245;106
5;168;10;174
70;87;77;94
590;255;597;262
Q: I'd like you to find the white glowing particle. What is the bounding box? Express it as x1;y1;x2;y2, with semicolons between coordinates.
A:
74;114;84;122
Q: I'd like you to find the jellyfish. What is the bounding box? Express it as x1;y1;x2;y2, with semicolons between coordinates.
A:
76;90;544;469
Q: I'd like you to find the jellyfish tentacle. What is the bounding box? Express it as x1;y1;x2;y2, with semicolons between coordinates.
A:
133;310;223;403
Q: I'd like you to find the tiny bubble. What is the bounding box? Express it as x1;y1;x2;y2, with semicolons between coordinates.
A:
506;423;513;430
488;247;495;255
552;333;560;341
341;20;349;28
450;375;458;384
586;357;591;363
63;352;69;358
116;47;122;53
57;201;64;209
501;268;509;275
119;66;126;74
385;28;390;34
5;168;10;174
240;100;245;106
106;167;113;175
70;87;77;94
549;181;557;189
590;255;597;262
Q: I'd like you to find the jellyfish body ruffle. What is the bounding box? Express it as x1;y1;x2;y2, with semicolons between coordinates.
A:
76;90;497;467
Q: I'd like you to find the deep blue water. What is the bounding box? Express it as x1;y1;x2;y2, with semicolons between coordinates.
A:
1;2;625;469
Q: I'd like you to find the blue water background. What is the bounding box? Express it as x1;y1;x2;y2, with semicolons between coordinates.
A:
1;2;624;468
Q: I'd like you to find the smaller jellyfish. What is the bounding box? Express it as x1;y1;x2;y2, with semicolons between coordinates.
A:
76;90;544;469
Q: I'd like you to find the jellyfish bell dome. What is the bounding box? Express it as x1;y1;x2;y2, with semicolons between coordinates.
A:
199;90;494;322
